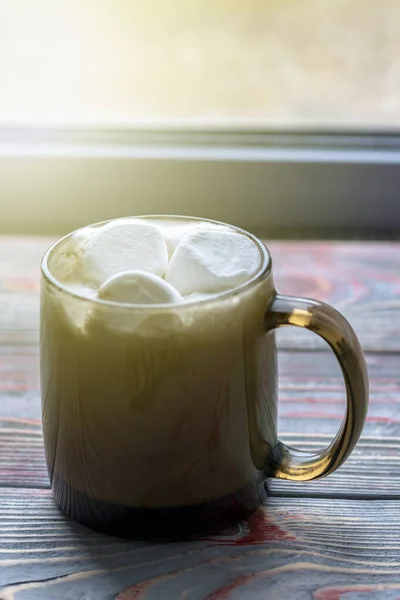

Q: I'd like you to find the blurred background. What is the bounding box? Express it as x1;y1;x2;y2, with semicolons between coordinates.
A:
0;0;399;235
2;0;400;125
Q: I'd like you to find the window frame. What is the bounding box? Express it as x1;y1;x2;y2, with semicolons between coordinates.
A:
1;126;399;236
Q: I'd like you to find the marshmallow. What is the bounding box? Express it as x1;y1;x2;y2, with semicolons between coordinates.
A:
154;220;226;258
51;227;95;282
166;229;261;296
79;219;168;286
98;270;182;304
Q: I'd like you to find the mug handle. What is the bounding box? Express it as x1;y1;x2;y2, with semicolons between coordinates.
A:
265;294;369;481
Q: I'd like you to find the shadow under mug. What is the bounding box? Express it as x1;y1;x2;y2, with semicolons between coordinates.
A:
40;216;369;539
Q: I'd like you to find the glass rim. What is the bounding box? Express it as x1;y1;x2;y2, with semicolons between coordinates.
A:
41;215;272;311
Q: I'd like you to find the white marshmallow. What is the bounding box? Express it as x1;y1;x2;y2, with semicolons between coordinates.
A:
51;227;95;282
166;229;261;296
154;221;192;258
154;220;226;258
98;270;182;304
79;219;168;286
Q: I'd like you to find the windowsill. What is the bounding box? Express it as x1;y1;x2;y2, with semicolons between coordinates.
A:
0;127;399;236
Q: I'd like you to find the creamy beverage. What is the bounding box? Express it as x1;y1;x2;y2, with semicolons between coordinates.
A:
40;216;277;536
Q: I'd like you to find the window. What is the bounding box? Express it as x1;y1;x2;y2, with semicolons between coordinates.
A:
0;1;399;235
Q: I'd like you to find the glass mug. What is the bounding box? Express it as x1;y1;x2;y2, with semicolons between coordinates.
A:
40;216;368;538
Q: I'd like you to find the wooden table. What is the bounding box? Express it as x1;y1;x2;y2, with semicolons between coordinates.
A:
0;238;399;599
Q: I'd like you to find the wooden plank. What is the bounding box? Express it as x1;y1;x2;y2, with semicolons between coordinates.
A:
270;240;400;352
268;349;400;497
0;420;47;489
276;351;400;437
269;434;400;497
0;349;398;495
0;489;400;599
0;237;53;346
0;237;399;351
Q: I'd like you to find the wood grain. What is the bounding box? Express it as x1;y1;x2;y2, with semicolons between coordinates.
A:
270;434;400;498
0;489;400;599
0;348;398;496
0;237;398;351
0;237;52;346
0;420;46;489
270;240;400;352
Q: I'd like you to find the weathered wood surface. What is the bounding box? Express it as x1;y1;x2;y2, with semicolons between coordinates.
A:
0;237;399;351
271;240;400;352
0;237;399;598
1;489;400;599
